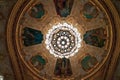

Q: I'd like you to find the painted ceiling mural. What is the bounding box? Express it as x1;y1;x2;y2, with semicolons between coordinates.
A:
6;0;119;80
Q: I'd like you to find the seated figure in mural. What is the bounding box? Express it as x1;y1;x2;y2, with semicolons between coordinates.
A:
81;55;98;71
83;2;98;19
54;0;74;17
54;58;72;77
22;27;43;46
31;55;46;70
30;4;45;19
83;28;106;48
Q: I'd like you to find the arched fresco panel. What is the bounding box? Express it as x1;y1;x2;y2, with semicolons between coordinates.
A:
54;58;72;77
54;0;74;17
81;55;98;71
31;55;46;70
29;3;45;19
83;28;106;48
22;27;43;46
82;2;98;19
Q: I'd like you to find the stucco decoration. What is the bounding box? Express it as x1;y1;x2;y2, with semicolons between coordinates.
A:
7;0;117;80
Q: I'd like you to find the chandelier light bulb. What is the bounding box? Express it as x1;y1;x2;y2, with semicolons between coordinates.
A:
45;22;82;58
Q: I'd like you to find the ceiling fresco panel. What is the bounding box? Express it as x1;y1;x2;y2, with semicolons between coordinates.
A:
6;0;120;80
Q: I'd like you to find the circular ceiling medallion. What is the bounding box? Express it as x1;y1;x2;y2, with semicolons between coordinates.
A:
6;0;116;80
45;22;82;58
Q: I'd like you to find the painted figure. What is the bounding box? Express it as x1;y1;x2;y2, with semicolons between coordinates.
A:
83;2;98;19
30;4;45;19
81;55;98;71
22;27;43;46
31;55;46;70
54;58;72;77
83;28;106;48
54;0;74;17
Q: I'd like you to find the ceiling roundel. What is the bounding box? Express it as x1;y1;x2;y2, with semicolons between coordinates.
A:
7;0;114;80
45;22;82;58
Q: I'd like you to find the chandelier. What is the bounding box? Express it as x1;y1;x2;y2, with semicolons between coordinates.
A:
45;22;82;58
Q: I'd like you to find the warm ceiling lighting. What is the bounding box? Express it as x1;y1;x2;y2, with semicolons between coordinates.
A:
45;22;82;58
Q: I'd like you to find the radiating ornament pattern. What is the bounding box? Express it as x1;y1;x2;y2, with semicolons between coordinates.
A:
45;22;82;58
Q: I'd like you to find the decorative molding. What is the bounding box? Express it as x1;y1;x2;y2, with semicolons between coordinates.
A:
6;0;120;80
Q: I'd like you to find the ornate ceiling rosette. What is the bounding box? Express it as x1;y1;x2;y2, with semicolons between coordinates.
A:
7;0;120;80
45;22;82;58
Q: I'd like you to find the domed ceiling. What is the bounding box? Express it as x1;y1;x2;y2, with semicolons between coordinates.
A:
7;0;114;80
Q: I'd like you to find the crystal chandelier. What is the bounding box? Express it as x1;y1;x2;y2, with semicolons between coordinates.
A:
45;22;82;58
